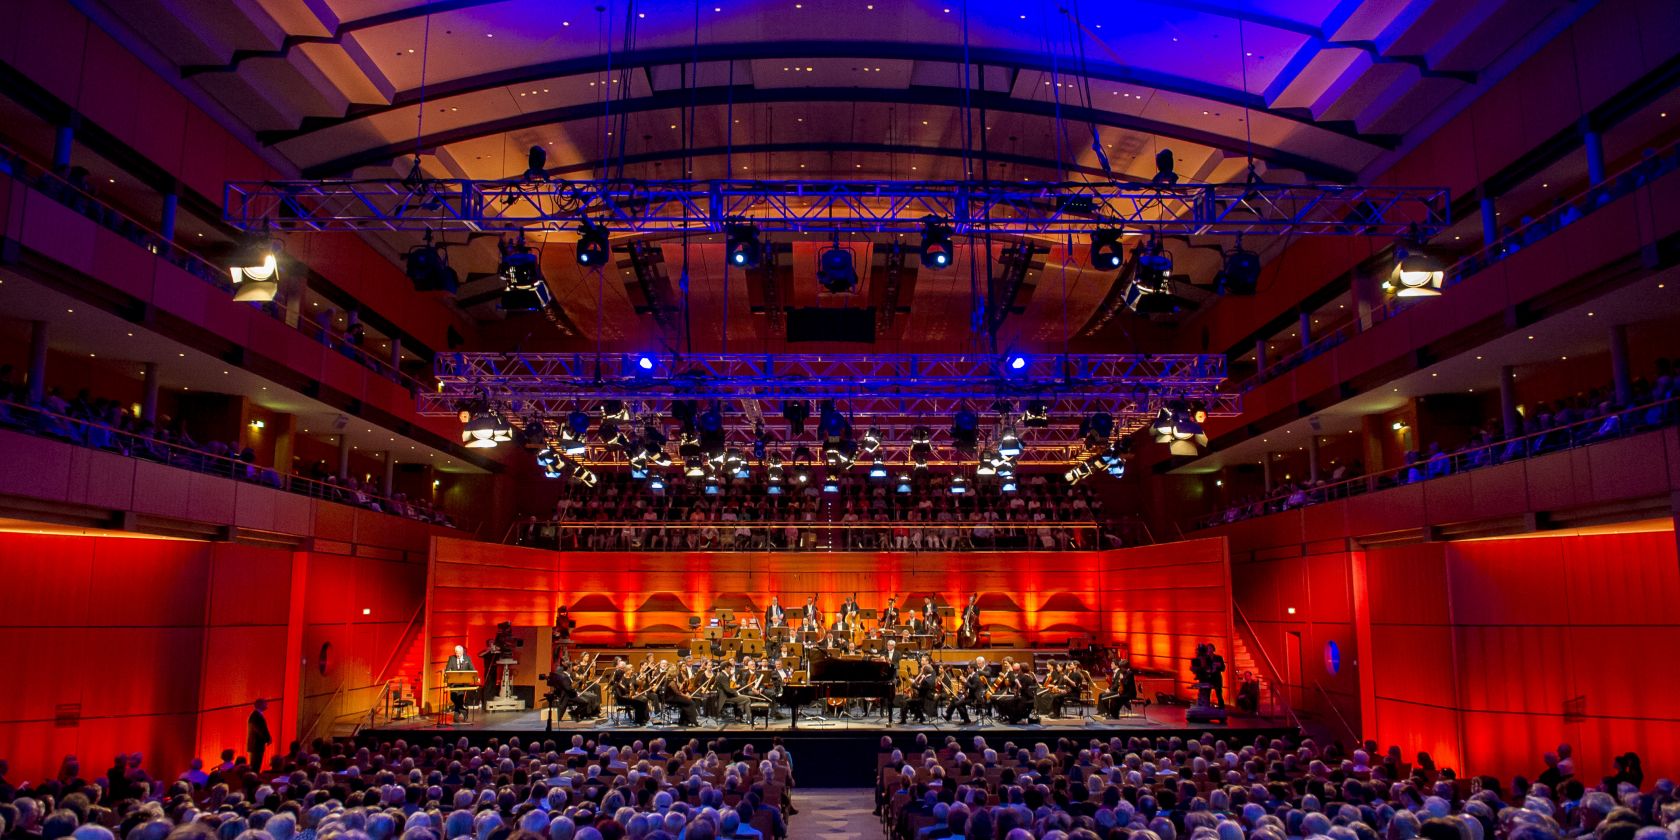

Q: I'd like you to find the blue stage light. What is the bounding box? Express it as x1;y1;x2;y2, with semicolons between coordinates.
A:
637;355;655;371
1008;355;1027;370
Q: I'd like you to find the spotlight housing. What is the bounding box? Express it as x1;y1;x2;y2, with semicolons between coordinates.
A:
404;232;458;293
1090;229;1125;271
725;222;763;268
1215;238;1262;296
575;219;609;266
997;429;1022;459
817;244;858;293
919;216;954;270
499;235;552;312
868;458;888;479
1022;401;1050;428
949;475;969;494
1389;243;1444;297
230;236;281;302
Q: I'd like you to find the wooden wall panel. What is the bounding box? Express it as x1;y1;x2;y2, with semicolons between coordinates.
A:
425;538;1230;701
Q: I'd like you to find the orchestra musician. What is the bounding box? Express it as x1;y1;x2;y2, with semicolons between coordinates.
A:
996;662;1040;724
802;596;820;625
764;596;787;628
944;657;986;724
879;597;901;629
840;592;859;620
612;660;649;725
899;659;936;724
958;594;981;648
717;662;751;720
544;658;578;731
445;645;476;718
921;597;937;624
659;662;699;726
1100;657;1139;717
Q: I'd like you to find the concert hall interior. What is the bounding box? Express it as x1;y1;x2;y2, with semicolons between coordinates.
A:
2;0;1680;835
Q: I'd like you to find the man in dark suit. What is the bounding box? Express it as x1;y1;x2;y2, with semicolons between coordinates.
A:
764;597;786;628
879;597;900;629
445;644;476;717
247;698;272;772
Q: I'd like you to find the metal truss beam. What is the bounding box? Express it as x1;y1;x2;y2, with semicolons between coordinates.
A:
226;178;1449;237
422;352;1237;464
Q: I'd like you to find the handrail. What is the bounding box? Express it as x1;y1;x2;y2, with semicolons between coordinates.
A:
1230;603;1303;732
1236;136;1680;392
518;517;1112;552
374;602;426;686
1193;391;1680;530
0;142;430;393
298;681;348;746
0;396;464;530
1312;679;1360;748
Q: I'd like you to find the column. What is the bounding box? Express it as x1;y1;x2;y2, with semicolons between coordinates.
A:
337;434;351;481
1307;435;1321;484
160;190;179;241
53;123;74;172
1609;324;1633;407
382;451;396;497
1584;126;1606;186
388;337;402;372
1255;339;1268;376
27;320;48;404
1299;310;1313;351
1481;194;1498;246
1262;453;1274;494
141;362;160;422
1499;365;1520;439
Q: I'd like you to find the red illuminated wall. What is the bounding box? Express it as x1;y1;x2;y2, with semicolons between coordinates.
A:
0;533;425;783
1366;531;1680;784
424;537;1232;701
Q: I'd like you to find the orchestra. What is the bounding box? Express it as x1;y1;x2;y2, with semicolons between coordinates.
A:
438;593;1204;730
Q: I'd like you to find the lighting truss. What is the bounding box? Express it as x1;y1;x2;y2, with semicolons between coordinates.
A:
225;179;1449;237
421;352;1237;465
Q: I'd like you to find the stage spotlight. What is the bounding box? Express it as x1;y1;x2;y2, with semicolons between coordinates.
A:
462;411;500;448
1124;237;1189;315
524;145;547;180
601;400;628;421
566;410;590;439
703;472;721;495
230;235;281;302
997;428;1022;459
977;451;999;476
869;457;888;479
862;426;882;454
1388;242;1444;297
1215;238;1262;296
767;453;785;484
1064;461;1094;485
910;444;931;470
499;235;552;312
817;243;858;293
792;444;814;463
405;231;458;293
684;454;706;478
1004;353;1029;372
1090;229;1125;271
783;400;811;436
949;475;969;495
629;465;648;480
767;483;783;495
1151;148;1178;185
575;219;609;266
919;216;954;269
1000;478;1018;493
725;222;763;268
793;467;811;485
822;473;840;493
1022;400;1050;428
951;408;979;449
896;474;913;494
649;474;667;493
1080;411;1115;448
636;354;656;371
910;426;933;445
560;431;587;457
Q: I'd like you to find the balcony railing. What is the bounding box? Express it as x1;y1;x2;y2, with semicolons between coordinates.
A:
0;397;461;530
1191;392;1680;530
0;143;429;393
1236;137;1680;392
513;517;1112;552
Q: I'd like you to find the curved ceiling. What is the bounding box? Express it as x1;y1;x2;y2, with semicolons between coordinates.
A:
87;0;1579;351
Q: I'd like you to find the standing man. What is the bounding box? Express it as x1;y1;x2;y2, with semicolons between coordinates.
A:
879;597;900;629
764;596;786;629
959;594;981;647
246;698;273;772
445;644;476;718
1205;642;1227;707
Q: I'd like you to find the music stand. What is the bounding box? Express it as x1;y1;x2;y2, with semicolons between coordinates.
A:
741;639;766;658
740;627;763;640
860;608;877;621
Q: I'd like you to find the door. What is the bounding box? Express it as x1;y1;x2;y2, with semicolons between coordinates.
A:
1285;630;1304;709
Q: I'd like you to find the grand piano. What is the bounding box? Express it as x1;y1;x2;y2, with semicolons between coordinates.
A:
778;649;893;728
